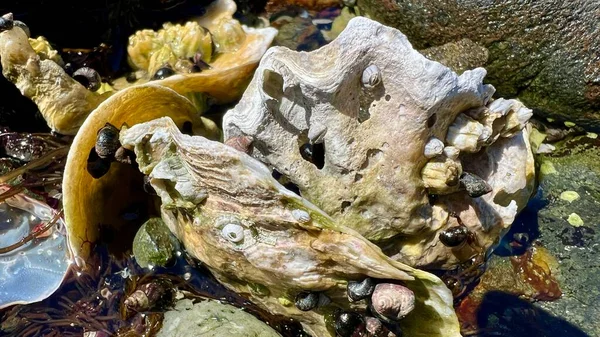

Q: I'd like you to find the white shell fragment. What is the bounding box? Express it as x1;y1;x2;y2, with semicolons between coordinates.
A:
223;17;535;269
361;64;381;88
221;223;245;243
424;138;444;158
292;209;311;223
0;187;70;309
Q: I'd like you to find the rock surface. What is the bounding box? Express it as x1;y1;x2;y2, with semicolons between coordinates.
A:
223;17;535;269
533;133;600;336
157;299;282;337
358;0;600;129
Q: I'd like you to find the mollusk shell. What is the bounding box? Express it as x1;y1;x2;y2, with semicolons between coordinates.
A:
370;283;415;322
63;84;220;264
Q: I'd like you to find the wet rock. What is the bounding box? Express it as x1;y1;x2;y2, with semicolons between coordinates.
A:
273;16;327;51
358;0;600;129
421;39;489;75
132;218;179;268
533;134;600;336
157;299;282;337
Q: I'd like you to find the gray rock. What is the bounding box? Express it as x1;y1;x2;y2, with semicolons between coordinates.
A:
533;133;600;336
358;0;600;129
157;299;282;337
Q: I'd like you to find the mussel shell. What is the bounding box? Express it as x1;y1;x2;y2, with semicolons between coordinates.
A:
63;84;220;263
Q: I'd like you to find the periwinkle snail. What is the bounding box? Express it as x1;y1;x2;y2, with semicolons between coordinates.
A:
72;67;102;91
0;13;14;32
459;172;492;198
152;64;176;80
95;123;121;160
295;291;330;311
347;277;375;302
439;225;470;247
361;64;381;89
334;311;365;337
369;283;415;323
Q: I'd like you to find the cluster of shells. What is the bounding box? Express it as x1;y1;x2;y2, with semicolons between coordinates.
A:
0;5;537;337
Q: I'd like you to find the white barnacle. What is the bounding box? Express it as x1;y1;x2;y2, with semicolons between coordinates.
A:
221;223;245;243
292;209;311;223
361;64;381;89
424;138;444;158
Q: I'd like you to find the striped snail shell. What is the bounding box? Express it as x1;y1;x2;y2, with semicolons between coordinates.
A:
369;283;415;322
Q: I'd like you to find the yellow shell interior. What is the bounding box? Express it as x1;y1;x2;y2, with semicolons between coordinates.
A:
62;84;219;264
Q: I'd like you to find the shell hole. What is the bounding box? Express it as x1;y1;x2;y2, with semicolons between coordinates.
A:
272;169;301;196
263;69;284;99
385;94;391;101
341;201;351;213
182;121;193;135
427;113;437;128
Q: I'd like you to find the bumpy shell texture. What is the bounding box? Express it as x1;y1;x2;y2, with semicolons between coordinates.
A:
120;117;462;337
223;17;535;269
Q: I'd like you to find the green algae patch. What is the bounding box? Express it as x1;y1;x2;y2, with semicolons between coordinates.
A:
560;191;580;203
567;213;584;227
540;161;558;176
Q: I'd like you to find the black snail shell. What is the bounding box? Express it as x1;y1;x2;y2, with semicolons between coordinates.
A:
459;172;492;198
95;123;121;160
334;311;365;337
295;291;319;311
152;64;176;80
0;13;14;32
73;67;102;91
347;277;375;302
439;225;469;247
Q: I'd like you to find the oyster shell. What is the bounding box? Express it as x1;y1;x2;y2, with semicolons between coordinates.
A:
119;117;461;337
115;0;278;105
0;23;111;135
62;84;219;262
223;17;535;269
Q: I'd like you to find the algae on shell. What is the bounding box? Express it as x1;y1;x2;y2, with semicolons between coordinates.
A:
223;17;535;269
119;117;462;337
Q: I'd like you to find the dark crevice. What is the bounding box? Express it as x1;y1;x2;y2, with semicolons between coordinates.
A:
299;143;325;169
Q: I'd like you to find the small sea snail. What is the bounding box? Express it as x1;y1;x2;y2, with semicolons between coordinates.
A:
294;291;330;311
334;311;365;337
347;277;375;302
361;64;381;89
459;172;492;198
152;64;176;80
0;13;14;32
73;67;102;91
369;283;415;323
95;123;121;160
439;225;469;247
221;223;244;243
291;209;311;223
